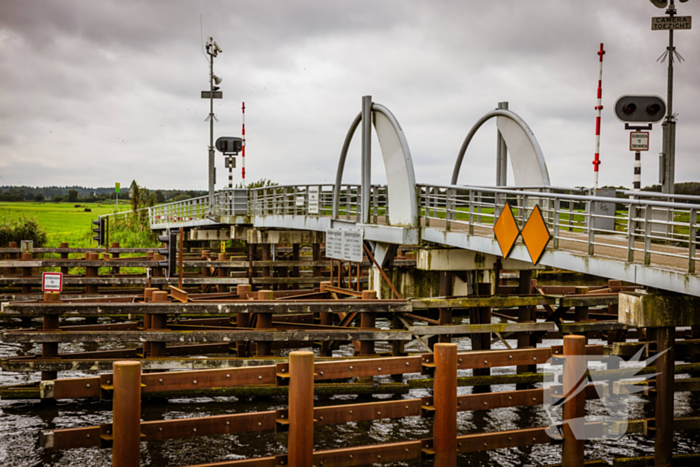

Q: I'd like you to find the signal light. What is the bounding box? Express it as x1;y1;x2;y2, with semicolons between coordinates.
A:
157;230;178;279
614;95;666;123
92;218;105;246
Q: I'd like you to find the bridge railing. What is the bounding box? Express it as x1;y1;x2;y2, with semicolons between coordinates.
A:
418;184;700;273
148;195;211;228
249;184;389;223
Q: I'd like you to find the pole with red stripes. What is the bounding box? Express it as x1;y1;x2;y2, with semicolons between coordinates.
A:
241;102;246;181
592;43;605;191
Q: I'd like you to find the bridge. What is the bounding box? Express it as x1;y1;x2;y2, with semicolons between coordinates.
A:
137;97;699;297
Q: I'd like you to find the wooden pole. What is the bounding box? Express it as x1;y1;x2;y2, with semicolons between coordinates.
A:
433;343;457;467
562;335;585;467
288;351;314;467
655;326;675;467
256;290;274;356
41;292;60;381
112;361;142;467
149;291;168;357
178;230;184;291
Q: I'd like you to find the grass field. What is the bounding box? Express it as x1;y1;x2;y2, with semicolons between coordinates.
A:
0;201;156;248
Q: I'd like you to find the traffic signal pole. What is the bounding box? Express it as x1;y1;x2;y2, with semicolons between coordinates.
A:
208;51;215;212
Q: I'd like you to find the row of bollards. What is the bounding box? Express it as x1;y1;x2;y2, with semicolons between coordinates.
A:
108;337;589;467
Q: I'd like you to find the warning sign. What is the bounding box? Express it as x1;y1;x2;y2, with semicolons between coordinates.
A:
42;272;63;292
652;16;692;31
630;132;649;152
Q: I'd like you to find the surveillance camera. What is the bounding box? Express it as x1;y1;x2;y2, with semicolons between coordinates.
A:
213;41;223;53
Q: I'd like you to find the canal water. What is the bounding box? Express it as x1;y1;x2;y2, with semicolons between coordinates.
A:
1;318;699;466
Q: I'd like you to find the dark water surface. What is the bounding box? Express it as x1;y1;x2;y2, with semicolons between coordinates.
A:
2;319;699;466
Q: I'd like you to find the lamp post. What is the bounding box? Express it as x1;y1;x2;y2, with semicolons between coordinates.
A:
204;37;223;213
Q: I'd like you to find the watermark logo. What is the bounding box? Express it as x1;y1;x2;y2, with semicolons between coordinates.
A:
543;347;665;441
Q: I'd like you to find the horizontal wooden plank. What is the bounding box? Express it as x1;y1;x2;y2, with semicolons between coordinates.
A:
408;322;555;336
1;329;413;343
410;295;556;309
560;321;627;333
1;300;412;316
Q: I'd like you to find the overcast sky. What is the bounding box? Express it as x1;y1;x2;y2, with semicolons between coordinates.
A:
0;0;698;191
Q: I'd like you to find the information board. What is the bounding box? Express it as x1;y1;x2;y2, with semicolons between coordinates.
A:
342;230;364;263
308;186;320;215
652;16;691;31
326;229;343;259
42;272;63;292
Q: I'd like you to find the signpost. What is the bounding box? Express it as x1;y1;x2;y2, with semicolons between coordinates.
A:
325;229;343;260
342;230;364;263
652;16;692;30
115;182;120;212
630;132;649;152
42;272;63;293
308;187;319;215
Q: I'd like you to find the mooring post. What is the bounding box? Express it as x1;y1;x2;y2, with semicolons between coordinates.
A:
21;251;32;294
562;335;585;467
288;350;314;467
655;326;675;467
433;343;458;467
112;361;142;467
59;242;69;274
41;292;61;382
256;290;274;356
235;285;251;357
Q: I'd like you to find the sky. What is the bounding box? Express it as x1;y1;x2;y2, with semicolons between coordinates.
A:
0;0;698;191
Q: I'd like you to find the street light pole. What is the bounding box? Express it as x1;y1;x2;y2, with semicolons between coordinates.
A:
208;48;215;211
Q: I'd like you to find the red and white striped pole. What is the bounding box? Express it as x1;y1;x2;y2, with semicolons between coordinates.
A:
592;43;605;191
241;102;246;181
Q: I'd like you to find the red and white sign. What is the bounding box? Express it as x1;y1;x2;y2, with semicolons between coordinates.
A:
630;132;649;151
42;272;63;292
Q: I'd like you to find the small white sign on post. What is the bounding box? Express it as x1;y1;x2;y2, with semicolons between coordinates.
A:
296;195;305;207
308;186;320;215
325;229;343;260
342;230;364;263
42;272;63;293
630;132;649;151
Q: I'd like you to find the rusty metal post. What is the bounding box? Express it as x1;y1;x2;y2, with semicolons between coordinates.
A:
149;291;169;357
200;250;210;293
21;252;32;294
256;290;274;356
217;253;229;293
262;244;271;290
360;290;377;357
655;326;675;467
471;283;492;377
142;288;158;357
248;244;256;289
60;242;69;274
318;282;333;357
433;343;457;467
112;361;142;467
85;252;99;294
574;286;590;345
562;335;586;467
41;292;61;381
438;271;453;344
288;351;314;467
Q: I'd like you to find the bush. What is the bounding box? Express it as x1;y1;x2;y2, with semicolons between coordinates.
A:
0;216;48;247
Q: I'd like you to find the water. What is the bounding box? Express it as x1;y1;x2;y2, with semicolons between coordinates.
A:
2;319;699;466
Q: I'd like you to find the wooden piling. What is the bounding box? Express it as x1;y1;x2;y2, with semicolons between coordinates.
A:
574;286;590;345
59;242;69;274
256;290;274;356
562;335;585;467
438;271;453;344
288;351;314;467
236;285;251;357
517;271;535;376
360;290;377;357
150;291;168;357
21;252;32;294
110;242;120;275
217;253;229;293
85;252;99;294
7;241;18;275
655;326;675;467
291;244;300;290
41;292;60;381
433;343;457;467
112;361;142;467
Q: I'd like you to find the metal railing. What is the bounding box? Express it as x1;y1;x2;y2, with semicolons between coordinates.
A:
419;184;700;273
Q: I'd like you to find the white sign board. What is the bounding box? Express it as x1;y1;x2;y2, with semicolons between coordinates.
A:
308;186;320;215
42;272;63;292
630;132;649;152
652;16;691;31
342;230;364;263
326;229;343;260
296;195;305;207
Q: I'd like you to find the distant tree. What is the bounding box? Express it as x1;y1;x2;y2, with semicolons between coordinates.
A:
52;195;63;203
173;194;189;202
67;190;78;202
33;193;44;202
155;190;165;203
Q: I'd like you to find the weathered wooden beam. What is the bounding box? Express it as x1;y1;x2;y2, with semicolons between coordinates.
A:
410;296;556;309
619;291;700;327
559;321;628;333
1;329;413;343
0;300;411;316
408;322;555;336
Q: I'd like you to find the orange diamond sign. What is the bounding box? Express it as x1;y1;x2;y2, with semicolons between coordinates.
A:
493;203;520;259
521;204;552;265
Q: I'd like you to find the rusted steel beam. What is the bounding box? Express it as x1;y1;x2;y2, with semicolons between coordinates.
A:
562;335;586;467
288;351;314;467
2;329;413;343
312;441;421;467
1;300;412;316
456;426;551;453
655;326;675;467
112;361;141;467
433;343;457;467
277;356;422;381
